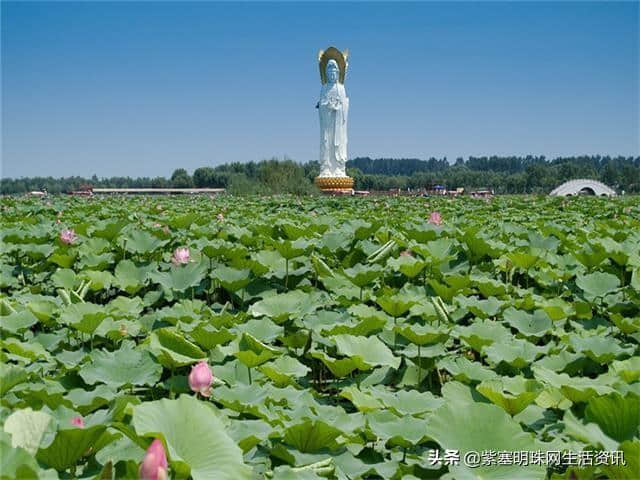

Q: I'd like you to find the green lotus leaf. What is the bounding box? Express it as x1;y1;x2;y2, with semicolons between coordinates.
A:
79;342;162;388
259;355;310;387
376;293;416;318
532;366;615;403
64;385;117;415
51;268;79;291
455;295;504;319
610;314;640;334
562;409;618;451
366;410;428;448
343;263;383;287
0;438;59;480
114;259;154;294
282;419;343;453
59;302;108;335
599;440;640;479
3;337;52;361
1;309;39;334
249;290;324;323
395;323;449;346
235;332;281;368
27;299;58;322
576;271;620;299
148;328;206;368
4;408;55;455
610;357;640;383
368;386;444;416
438;356;499;383
123;230;168;254
427;401;546;479
212;266;251;292
503;307;553;337
569;335;634;364
585;393;640;443
90;219;128;241
506;251;539;270
340;386;383;412
79;270;114;291
227;419;274;453
95;434;145;467
37;424;107;471
387;255;426;278
275;238;311;260
150;261;207;292
189;324;235;349
476;377;543;415
332;334;401;370
455;319;512;353
310;350;358;378
484;338;547;369
48;251;76;268
132;395;252;480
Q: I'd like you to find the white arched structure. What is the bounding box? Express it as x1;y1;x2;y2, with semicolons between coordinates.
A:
550;179;616;197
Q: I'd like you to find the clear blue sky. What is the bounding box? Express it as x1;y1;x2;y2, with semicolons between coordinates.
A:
2;1;638;178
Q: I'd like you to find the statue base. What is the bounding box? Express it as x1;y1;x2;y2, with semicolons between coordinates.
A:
314;176;354;194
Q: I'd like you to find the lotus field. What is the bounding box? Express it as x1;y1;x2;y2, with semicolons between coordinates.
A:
2;194;640;480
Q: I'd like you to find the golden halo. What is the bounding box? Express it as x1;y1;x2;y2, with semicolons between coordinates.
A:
318;46;349;84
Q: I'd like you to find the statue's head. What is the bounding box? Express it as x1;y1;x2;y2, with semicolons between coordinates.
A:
326;60;339;84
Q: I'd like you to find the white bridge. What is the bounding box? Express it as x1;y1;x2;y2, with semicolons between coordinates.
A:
549;179;616;197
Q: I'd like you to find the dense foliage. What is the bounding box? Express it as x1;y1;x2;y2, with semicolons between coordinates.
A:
2;155;639;194
1;194;639;479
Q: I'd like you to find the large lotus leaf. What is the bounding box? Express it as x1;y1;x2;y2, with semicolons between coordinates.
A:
427;401;546;479
569;335;634;364
282;419;343;453
114;259;154;294
235;332;281;368
90;219;129;241
323;315;388;337
376;293;416;318
150;261;207;292
484;338;547;369
503;307;553;337
51;268;79;290
476;377;543;415
259;355;310;387
227;419;274;453
532;366;615;403
123;230;168;254
0;438;59;480
610;357;640;383
599;440;640;479
3;337;52;361
611;314;640;335
80;270;114;291
387;255;426;278
576;271;620;299
1;309;39;334
343;263;383;287
248;290;324;323
4;408;56;455
132;395;251;480
415;238;455;263
339;386;383;412
562;409;618;451
79;342;162;388
368;386;444;416
455;295;503;319
310;350;358;378
506;251;539;270
437;356;498;383
585;393;640;443
235;317;284;343
59;302;108;335
95;434;145;466
366;410;428;447
455;319;512;353
148;328;206;368
189;324;235;349
64;385;116;415
275;238;311;260
395;323;449;346
212;266;251;292
332;334;401;370
36;424;106;471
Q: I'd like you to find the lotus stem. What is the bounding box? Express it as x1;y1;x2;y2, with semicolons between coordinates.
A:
417;344;422;387
248;366;252;385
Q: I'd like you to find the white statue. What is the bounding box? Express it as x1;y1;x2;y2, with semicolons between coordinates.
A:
317;48;349;178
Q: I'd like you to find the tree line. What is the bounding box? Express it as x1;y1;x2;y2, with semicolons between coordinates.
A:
2;155;639;195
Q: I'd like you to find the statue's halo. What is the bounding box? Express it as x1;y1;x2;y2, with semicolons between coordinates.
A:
318;46;349;84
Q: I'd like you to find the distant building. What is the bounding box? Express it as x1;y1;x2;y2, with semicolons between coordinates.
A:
550;179;616;197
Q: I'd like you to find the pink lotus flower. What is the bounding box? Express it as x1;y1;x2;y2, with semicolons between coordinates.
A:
428;211;442;226
171;247;190;266
71;416;84;428
139;439;168;480
60;229;78;245
188;361;213;397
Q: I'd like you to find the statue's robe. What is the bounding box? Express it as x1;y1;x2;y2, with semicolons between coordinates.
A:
318;82;349;177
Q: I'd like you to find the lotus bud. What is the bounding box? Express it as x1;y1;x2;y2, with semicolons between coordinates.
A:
217;213;224;222
427;211;442;226
60;229;78;245
139;439;168;480
71;416;84;428
188;361;213;397
171;247;190;266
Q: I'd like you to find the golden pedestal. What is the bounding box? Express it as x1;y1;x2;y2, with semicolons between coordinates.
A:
314;176;354;194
